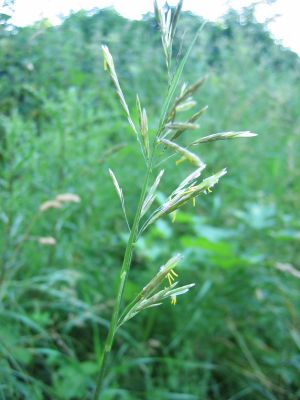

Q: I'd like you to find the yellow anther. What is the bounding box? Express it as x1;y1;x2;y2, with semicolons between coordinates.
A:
171;295;177;305
167;273;174;286
166;268;179;289
207;187;212;193
192;197;196;207
171;269;178;277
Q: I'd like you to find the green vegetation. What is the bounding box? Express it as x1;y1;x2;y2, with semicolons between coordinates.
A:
0;3;300;399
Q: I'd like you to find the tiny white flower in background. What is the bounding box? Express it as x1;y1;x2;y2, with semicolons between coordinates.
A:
26;62;34;71
275;262;300;279
39;200;62;212
38;237;56;245
55;193;81;203
255;288;265;301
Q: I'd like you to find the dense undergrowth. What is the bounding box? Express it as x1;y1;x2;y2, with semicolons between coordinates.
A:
0;5;300;399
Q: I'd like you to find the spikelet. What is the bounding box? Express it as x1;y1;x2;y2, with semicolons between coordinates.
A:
167;77;207;123
109;169;130;230
175;100;197;113
118;254;195;327
136;94;150;158
191;131;257;145
140;254;183;299
170;0;183;39
159;138;205;168
154;0;183;78
154;1;172;73
172;164;206;197
166;122;199;131
101;45;138;137
120;282;195;326
141;169;165;217
168;106;208;141
175;77;207;106
142;168;227;230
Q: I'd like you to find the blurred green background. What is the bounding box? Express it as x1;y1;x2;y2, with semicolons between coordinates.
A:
0;3;300;399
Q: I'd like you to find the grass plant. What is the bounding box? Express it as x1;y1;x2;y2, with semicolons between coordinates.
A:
92;2;256;397
1;2;299;399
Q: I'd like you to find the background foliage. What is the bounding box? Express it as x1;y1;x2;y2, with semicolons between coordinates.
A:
0;4;300;399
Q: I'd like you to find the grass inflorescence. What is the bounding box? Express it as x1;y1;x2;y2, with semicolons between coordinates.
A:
92;2;257;398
